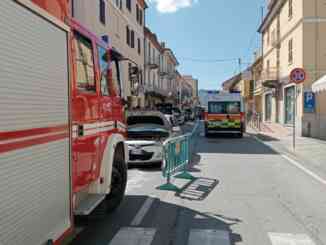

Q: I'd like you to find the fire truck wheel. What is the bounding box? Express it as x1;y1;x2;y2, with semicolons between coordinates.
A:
106;145;127;213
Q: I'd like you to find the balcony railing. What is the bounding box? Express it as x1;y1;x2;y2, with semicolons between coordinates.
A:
145;83;168;97
146;57;160;70
259;67;279;88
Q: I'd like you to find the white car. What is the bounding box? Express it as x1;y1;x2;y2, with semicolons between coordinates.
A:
126;111;180;166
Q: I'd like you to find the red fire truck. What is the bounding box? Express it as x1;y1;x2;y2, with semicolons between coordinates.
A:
0;0;128;244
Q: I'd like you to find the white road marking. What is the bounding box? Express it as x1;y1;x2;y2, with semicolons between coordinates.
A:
126;170;145;193
281;154;326;186
252;135;326;186
109;227;156;245
188;229;230;245
269;232;316;245
131;197;155;226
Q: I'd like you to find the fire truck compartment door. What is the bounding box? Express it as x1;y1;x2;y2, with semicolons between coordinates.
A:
0;1;71;245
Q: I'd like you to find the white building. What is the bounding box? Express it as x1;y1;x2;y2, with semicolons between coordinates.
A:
72;0;148;108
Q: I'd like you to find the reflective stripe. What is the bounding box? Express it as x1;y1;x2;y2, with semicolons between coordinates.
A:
72;121;116;138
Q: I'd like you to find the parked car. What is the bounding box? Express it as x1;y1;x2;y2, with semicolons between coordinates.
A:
126;111;180;166
172;107;185;125
156;103;177;126
185;108;195;121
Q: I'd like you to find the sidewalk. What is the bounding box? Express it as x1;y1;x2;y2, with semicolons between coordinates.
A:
247;126;326;180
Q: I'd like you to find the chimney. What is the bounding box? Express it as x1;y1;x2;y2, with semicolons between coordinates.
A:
161;42;165;49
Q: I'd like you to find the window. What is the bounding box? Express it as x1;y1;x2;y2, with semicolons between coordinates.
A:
99;0;106;25
126;26;130;46
136;4;139;22
137;38;141;54
97;46;109;96
208;102;240;114
139;9;143;25
131;30;135;48
136;4;143;25
288;0;293;19
288;38;293;64
148;42;151;61
271;29;276;45
126;0;131;12
267;30;270;46
110;59;121;96
74;32;96;92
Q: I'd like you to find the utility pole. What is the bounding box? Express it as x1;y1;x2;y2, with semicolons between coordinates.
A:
238;58;242;73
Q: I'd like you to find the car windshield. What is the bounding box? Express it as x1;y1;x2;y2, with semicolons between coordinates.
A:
127;116;164;126
208;101;241;114
157;104;173;115
172;108;181;114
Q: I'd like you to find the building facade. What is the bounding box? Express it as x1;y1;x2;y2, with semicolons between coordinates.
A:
252;53;264;116
72;0;147;108
176;73;193;107
160;44;179;105
182;75;199;106
258;0;326;139
144;27;164;108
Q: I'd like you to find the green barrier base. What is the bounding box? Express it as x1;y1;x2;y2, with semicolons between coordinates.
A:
174;171;196;180
157;182;180;192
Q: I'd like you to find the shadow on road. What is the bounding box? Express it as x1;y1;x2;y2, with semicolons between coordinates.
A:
71;195;242;245
197;133;279;155
247;132;280;142
128;163;162;172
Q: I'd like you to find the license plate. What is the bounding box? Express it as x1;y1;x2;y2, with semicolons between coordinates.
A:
131;149;143;155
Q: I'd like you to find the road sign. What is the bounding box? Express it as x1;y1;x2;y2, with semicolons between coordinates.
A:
290;68;306;84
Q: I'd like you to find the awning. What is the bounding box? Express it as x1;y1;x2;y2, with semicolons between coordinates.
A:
312;74;326;93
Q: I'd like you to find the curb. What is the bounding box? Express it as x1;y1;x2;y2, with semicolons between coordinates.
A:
249;130;326;187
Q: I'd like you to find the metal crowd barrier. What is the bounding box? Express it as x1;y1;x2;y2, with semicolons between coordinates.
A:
158;121;200;191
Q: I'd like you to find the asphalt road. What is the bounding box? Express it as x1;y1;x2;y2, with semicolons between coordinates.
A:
71;122;326;245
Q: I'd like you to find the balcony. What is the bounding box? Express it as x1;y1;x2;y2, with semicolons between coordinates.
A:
144;83;168;98
260;68;279;88
145;57;160;70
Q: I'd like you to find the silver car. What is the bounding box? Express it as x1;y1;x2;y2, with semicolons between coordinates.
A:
126;111;180;166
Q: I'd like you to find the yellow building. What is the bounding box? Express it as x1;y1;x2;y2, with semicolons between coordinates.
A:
182;75;199;105
258;0;326;139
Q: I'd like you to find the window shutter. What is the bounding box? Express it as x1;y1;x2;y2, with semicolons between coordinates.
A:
99;0;106;25
131;30;135;48
126;26;130;46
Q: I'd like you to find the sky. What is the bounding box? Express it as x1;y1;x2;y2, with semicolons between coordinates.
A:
146;0;266;90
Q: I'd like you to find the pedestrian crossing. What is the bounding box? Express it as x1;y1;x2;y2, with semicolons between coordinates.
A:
268;233;316;245
108;228;316;245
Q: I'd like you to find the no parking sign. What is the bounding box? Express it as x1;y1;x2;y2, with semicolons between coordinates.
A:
290;68;306;84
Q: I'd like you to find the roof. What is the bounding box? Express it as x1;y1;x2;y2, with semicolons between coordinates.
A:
137;0;148;9
312;74;326;93
222;73;242;91
144;27;162;52
258;0;286;33
163;48;179;66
